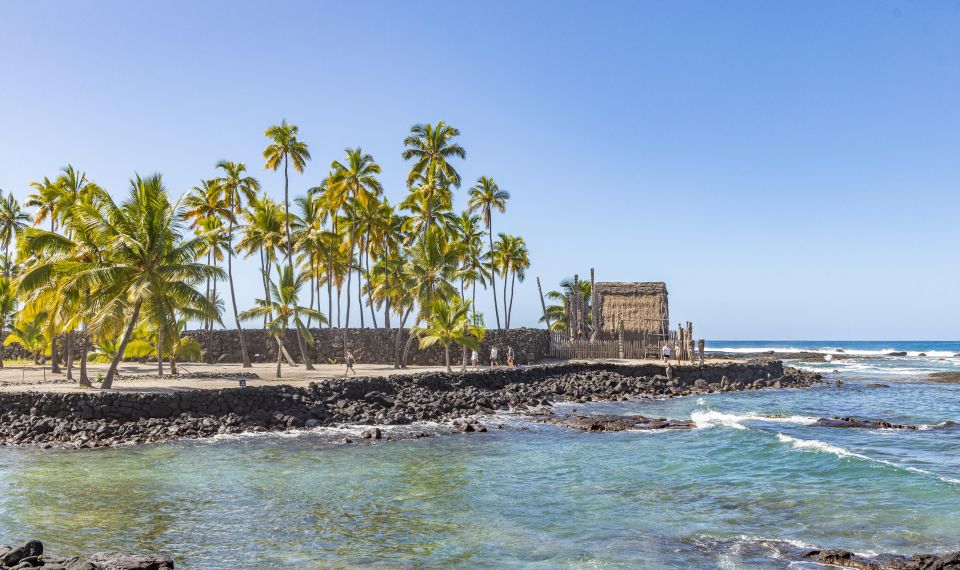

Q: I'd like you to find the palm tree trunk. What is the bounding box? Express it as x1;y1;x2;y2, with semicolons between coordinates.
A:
157;325;164;376
65;331;73;380
275;335;283;378
79;328;90;387
445;344;451;373
102;300;142;389
343;209;356;357
307;255;315;329
488;221;501;329
384;269;392;330
507;271;517;328
357;237;365;329
366;244;377;328
503;269;510;329
205;250;212;330
227;219;252;367
296;324;314;370
51;336;61;373
0;317;6;368
394;306;412;369
259;246;268;328
401;317;419;369
327;247;333;331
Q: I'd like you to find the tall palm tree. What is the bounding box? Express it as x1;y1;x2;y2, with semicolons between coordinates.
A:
240;264;325;378
493;233;529;329
0;277;15;368
467;176;509;329
215;160;260;368
326;149;382;347
263;120;312;368
263;120;310;273
25;175;66;373
400;227;462;367
237;195;286;328
68;174;222;389
0;192;29;277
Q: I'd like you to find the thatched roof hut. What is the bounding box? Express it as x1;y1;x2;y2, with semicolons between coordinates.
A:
594;282;669;339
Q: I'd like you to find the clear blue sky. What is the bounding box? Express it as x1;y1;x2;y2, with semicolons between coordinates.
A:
2;1;959;340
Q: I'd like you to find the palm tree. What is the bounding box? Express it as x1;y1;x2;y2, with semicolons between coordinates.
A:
240;264;325;377
0;192;29;277
541;277;592;332
25;175;65;373
25;176;61;232
400;227;462;367
237;196;286;328
467;176;509;329
53;165;107;230
493;233;529;329
214;160;259;368
402;121;465;189
326;148;382;347
415;297;483;373
4;310;48;364
0;276;15;367
264;120;312;368
68;174;222;389
263;120;310;273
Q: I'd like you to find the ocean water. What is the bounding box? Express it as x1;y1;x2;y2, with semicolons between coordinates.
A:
709;340;960;378
0;345;958;568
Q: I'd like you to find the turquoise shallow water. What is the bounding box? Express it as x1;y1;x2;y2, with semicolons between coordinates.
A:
0;355;958;568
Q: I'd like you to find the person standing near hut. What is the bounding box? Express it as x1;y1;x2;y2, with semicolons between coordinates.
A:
471;349;480;369
506;345;515;367
661;343;671;365
490;345;499;367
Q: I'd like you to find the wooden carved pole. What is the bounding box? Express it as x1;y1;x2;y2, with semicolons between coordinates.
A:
565;293;574;341
589;268;598;342
572;274;580;338
686;322;694;363
697;339;705;367
537;277;551;329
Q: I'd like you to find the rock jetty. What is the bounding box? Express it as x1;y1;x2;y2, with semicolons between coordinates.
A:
0;360;819;448
0;540;172;569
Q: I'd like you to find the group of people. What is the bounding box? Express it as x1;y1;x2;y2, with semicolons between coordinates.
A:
472;345;516;368
342;345;519;375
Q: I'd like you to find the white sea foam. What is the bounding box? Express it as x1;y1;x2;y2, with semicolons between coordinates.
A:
775;433;960;486
691;410;818;430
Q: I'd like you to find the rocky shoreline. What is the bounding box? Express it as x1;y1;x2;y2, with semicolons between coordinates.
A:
0;540;172;569
0;360;819;449
692;536;960;570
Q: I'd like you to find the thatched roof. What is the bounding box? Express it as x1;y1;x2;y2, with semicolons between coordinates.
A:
594;282;669;338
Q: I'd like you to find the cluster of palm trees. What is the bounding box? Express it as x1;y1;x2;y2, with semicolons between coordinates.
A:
0;120;531;383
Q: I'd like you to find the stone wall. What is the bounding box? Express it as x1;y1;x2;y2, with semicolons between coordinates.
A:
183;327;550;366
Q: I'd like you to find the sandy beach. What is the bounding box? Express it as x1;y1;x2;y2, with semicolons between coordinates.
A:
0;358;737;393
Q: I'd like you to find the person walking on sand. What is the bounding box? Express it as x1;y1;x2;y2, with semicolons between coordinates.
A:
344;350;356;376
661;342;671;365
490;345;499;367
471;349;480;369
506;345;515;367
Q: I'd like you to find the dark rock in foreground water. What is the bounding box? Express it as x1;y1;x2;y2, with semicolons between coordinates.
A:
0;540;172;569
0;360;820;448
531;411;695;432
